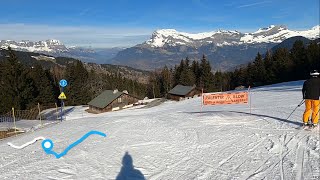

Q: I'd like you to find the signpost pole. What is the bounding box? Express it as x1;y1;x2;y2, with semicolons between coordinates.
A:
248;86;251;115
201;88;203;112
38;103;42;126
60;87;64;121
58;79;68;122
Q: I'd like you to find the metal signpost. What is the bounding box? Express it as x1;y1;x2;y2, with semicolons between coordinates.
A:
58;79;68;121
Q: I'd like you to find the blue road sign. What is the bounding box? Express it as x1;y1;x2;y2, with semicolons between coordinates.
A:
59;79;68;87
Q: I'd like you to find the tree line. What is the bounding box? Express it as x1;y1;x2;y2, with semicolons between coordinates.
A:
0;47;147;114
146;55;217;98
147;40;320;98
229;40;319;89
0;39;318;113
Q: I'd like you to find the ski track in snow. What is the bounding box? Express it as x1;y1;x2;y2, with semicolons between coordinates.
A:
7;137;45;149
0;80;319;179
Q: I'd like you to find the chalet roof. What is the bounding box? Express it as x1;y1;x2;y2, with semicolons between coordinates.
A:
88;90;123;109
168;85;195;96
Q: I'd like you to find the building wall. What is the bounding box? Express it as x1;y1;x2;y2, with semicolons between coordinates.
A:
89;105;107;114
168;89;202;101
186;89;202;97
89;94;140;113
167;94;183;101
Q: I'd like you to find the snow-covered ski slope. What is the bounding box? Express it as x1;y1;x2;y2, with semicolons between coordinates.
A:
0;80;319;180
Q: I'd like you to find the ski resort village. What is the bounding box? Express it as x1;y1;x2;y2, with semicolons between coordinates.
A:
0;0;320;179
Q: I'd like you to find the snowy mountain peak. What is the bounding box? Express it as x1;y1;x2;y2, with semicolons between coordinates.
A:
254;25;287;34
146;28;240;47
0;39;67;52
216;29;240;34
145;25;319;47
45;39;63;46
241;25;319;44
153;29;179;35
311;25;320;30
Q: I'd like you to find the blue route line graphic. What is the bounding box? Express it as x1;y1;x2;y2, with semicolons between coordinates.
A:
41;130;106;159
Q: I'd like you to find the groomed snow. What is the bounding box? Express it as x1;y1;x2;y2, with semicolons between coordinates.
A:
0;80;319;179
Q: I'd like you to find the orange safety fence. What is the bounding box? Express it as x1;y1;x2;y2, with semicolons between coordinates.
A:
202;91;249;105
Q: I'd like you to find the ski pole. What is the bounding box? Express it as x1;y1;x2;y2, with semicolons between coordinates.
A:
286;99;305;120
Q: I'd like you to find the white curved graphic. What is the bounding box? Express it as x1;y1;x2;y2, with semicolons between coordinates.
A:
7;137;46;149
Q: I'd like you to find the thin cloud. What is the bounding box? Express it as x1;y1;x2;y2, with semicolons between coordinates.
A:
194;16;227;23
237;1;272;8
192;0;208;9
0;24;152;48
272;8;290;19
79;8;91;16
272;14;289;19
224;1;239;7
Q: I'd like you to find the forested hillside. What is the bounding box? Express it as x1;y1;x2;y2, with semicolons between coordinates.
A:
0;48;147;114
148;40;320;97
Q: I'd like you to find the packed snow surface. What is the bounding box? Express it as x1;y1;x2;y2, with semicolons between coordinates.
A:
0;81;319;179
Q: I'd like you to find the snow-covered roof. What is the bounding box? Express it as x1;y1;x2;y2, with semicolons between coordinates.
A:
168;85;195;96
88;90;124;108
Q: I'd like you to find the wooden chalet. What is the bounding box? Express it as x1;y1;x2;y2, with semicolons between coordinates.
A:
88;90;140;113
167;85;202;101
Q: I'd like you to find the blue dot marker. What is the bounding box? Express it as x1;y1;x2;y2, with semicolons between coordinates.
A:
41;130;106;159
42;139;53;151
59;79;68;87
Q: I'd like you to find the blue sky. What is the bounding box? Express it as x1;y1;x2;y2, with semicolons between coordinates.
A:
0;0;318;47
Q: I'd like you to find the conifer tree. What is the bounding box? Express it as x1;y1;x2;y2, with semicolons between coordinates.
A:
179;58;195;86
199;55;214;91
65;60;90;105
0;47;35;111
0;61;6;113
147;71;161;98
245;63;254;86
264;50;276;84
160;66;171;95
252;53;267;86
291;40;307;79
174;59;185;85
273;48;292;82
29;64;56;105
306;42;320;70
191;60;201;86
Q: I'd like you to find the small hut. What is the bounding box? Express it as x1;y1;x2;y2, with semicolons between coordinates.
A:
88;90;140;113
167;85;202;101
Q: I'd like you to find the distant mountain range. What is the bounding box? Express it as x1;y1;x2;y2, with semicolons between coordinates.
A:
1;25;319;71
0;49;150;84
0;40;122;64
112;25;319;71
270;36;319;52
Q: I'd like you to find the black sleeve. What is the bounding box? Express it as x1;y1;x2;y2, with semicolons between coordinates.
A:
302;81;306;99
318;78;320;97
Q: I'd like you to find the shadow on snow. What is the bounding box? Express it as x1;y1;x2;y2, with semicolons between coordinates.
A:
116;151;145;180
186;110;303;127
